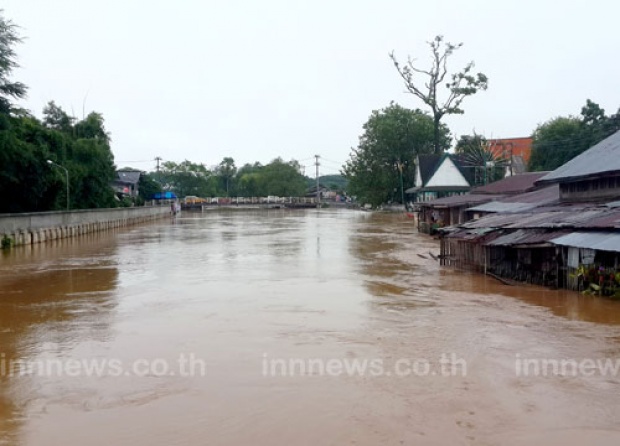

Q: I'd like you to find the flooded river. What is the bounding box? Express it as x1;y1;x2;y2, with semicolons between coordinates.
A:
1;209;620;445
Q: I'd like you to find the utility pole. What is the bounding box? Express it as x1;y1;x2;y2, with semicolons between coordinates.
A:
155;156;163;201
315;155;321;208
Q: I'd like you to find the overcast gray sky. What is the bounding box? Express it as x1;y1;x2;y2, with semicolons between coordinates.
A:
4;0;620;174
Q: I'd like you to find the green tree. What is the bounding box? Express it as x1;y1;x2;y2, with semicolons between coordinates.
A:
0;10;27;114
529;100;620;171
0;116;59;212
64;137;116;209
160;160;214;197
390;36;488;155
42;101;75;133
579;99;620;148
237;172;262;197
74;111;110;142
138;172;162;202
529;117;583;171
236;162;263;197
342;102;449;207
217;157;237;196
257;158;306;197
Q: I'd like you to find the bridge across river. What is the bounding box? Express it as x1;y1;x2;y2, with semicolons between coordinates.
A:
180;197;352;210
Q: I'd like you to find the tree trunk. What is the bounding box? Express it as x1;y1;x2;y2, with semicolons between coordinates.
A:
433;115;442;155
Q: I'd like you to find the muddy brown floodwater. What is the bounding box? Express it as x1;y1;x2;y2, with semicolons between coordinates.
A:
1;209;620;445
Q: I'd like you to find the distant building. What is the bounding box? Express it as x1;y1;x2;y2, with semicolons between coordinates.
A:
416;171;548;234
112;170;142;198
306;183;339;200
406;154;476;203
487;137;533;176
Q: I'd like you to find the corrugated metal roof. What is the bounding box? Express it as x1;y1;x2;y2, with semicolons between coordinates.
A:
417;186;472;192
462;212;535;229
504;212;568;229
445;227;497;241
460;208;620;231
451;154;478;186
537;130;620;184
551;231;620;253
470;172;549;195
468;201;540;214
467;185;559;213
507;210;603;229
417;155;442;185
117;170;141;184
574;210;620;229
485;229;571;247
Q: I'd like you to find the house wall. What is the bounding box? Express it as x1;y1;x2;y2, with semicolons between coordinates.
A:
488;245;559;286
441;238;487;272
488;137;533;164
417;207;449;234
425;157;470;188
414;190;469;203
415;163;423;187
559;175;620;202
112;181;139;197
441;237;561;287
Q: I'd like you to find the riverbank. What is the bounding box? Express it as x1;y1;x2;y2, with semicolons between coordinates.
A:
0;206;170;247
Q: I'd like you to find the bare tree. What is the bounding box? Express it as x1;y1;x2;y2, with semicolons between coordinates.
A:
390;36;488;154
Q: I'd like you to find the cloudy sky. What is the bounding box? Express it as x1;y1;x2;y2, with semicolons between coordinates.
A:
4;0;619;174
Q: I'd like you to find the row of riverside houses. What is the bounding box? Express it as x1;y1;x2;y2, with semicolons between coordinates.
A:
429;130;620;296
415;171;549;234
406;137;533;233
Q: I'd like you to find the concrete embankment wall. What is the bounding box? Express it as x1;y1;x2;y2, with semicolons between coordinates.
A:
0;206;170;246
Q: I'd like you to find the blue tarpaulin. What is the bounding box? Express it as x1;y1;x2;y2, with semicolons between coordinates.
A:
151;192;178;200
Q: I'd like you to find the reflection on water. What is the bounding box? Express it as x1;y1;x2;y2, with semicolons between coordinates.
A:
0;210;619;445
0;234;120;445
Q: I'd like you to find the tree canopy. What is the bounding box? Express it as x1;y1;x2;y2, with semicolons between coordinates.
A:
529;100;620;171
158;160;214;198
217;157;237;196
0;11;27;114
0;102;117;212
342;102;449;207
254;158;307;197
150;157;309;199
390;36;488;155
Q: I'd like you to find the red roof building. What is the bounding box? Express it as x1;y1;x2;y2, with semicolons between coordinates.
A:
487;137;533;164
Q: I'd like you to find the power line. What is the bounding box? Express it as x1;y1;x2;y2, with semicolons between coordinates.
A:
297;156;316;163
319;166;343;174
115;159;155;164
320;156;346;166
